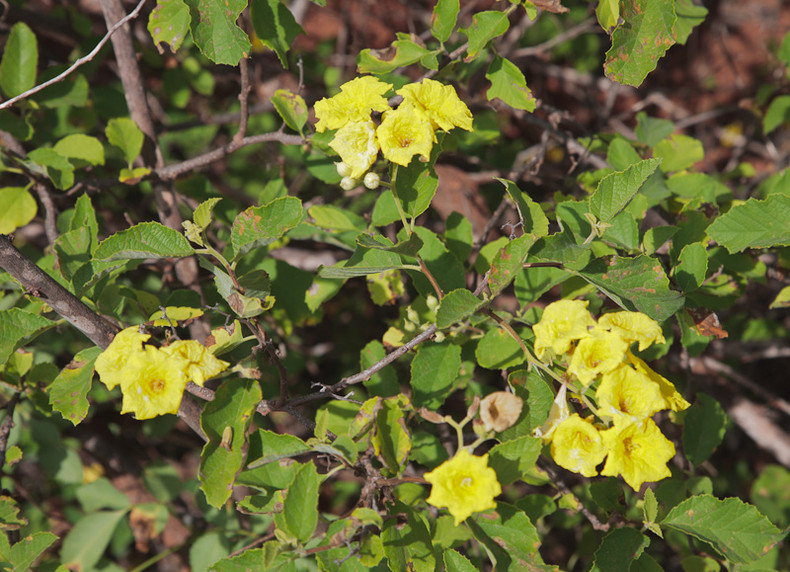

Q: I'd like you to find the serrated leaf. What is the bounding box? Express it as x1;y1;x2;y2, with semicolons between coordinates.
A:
95;222;194;260
498;178;549;238
635;112;675;147
148;0;191;53
460;11;510;62
358;34;440;73
654;134;704;172
707;194;790;253
0;23;38;98
53;134;105;166
485;56;536;112
589;159;661;223
356;233;423;257
0;496;27;530
200;379;262;508
193;197;222;230
431;0;460;43
231;196;303;257
0;187;37;234
410;342;461;409
8;531;58;572
48;346;101;426
604;0;677;87
372;396;411;474
70;194;98;247
466;504;544;569
393;160;438;220
488;435;541;486
309;204;366;232
381;501;435;572
0;309;54;368
591;527;650;572
250;0;304;68
674;242;707;292
662;495;786;564
436;288;485;329
476;327;525;370
275;462;321;543
246;430;311;469
186;0;250;66
105;117;144;168
61;510;126;571
682;393;728;466
410;226;466;296
271;89;307;134
444;548;477;572
26;148;74;190
488;235;537;296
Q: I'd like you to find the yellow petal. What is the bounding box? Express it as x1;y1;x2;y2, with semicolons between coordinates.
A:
398;79;473;132
329;119;380;178
600;418;675;491
377;105;435;167
94;326;150;390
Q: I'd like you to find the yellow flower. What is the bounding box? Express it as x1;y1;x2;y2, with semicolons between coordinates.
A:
424;449;501;525
397;79;474;132
567;330;628;387
94;326;150;390
550;414;607;477
600;418;675;491
329;119;380;178
314;76;393;132
119;346;189;420
377;104;435;167
161;340;229;386
597;311;666;351
532;300;596;360
596;363;666;421
627;353;691;412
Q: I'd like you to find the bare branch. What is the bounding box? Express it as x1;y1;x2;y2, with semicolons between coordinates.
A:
233;58;252;144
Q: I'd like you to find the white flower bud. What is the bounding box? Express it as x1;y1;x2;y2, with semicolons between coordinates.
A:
339;176;358;191
335;162;352;177
363;172;381;190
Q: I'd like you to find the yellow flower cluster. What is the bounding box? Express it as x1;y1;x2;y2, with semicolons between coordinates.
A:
534;300;690;491
424;448;501;525
94;327;229;420
313;76;473;181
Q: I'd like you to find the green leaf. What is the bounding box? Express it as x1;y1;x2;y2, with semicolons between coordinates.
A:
751;465;790;528
271;89;307;134
591;527;650;572
431;0;460;43
199;379;262;508
682;393;728;467
410;342;461;408
488;235;537;296
460;11;510;62
436;288;485;329
309;204;366;232
193;197;223;230
95;221;194;260
0;309;54;368
498;178;549;238
596;0;619;31
105;117;144;168
604;0;677;87
372;190;401;227
488;435;541;486
673;0;708;45
499;369;554;440
26;148;74;190
763;95;790;135
577;254;684;322
0;187;37;234
186;0;250;66
76;478;131;513
410;226;466;296
373;396;411;474
467;504;544;569
318;264;406;279
444;548;476;572
635;112;675;147
654;134;704;172
0;23;38;98
476;327;525;370
0;110;33;141
381;501;435;572
356;233;424;258
361;340;399;397
250;0;304;68
53;134;105;166
8;532;57;572
393;161;438;220
246;430;311;469
589;159;661;223
707;194;790;253
674;242;708;292
48;346;101;426
61;510;127;571
770;286;790;310
662;495;787;564
70;193;99;247
0;496;27;529
148;0;191;53
274;462;321;543
444;212;474;262
230;196;304;257
485;56;536;112
358;33;440;73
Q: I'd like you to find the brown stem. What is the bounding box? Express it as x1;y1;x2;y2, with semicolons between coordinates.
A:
33;184;59;244
233;58;251;145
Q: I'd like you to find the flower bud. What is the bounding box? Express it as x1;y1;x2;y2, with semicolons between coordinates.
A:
363;172;381;190
335;162;352;177
339;176;359;191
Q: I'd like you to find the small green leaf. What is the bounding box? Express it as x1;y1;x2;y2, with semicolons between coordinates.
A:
0;309;54;368
707;194;790;253
106;117;144;168
653;134;704;172
488;435;541;486
770;286;790;309
436;288;484;329
763;95;790;135
410;226;466;296
0;23;38;98
588;159;661;223
488;235;537;296
662;495;786;564
498;178;549;237
604;0;677;87
271;89;307;134
358;34;440;73
0;496;27;529
95;222;194;261
674;242;707;292
635;112;675;147
61;510;126;571
186;0;250;66
76;478;131;512
485;56;536;112
275;462;322;543
356;233;424;258
683;393;728;467
476;327;525;370
26;148;74;189
393;160;438;220
444;548;477;572
309;204;366;232
673;0;708;45
444;212;474;262
460;11;510;62
53;134;105;166
193;197;223;230
0;187;37;234
200;379;262;508
410;342;461;409
246;430;311;469
48;346;102;426
381;501;435;571
69;193;99;247
250;0;304;68
467;504;544;567
596;0;619;31
431;0;460;43
8;532;57;572
148;0;191;53
591;527;650;572
372;396;411;474
751;465;790;528
318;264;406;279
231;196;303;257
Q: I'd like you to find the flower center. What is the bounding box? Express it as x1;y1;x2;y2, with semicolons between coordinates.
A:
398;136;413;148
150;378;166;393
460;476;473;488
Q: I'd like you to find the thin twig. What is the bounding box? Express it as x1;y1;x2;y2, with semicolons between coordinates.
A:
233;58;251;144
0;0;148;111
33;184;59;244
511;18;597;59
0;393;22;476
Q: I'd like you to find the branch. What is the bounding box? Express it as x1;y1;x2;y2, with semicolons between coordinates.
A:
0;0;148;111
